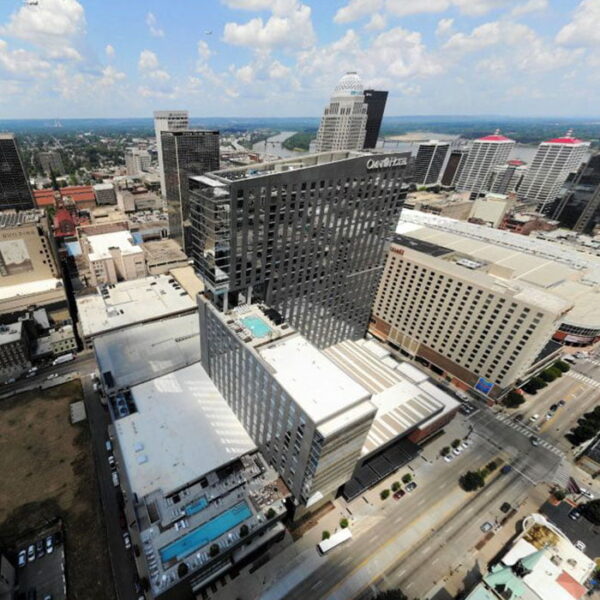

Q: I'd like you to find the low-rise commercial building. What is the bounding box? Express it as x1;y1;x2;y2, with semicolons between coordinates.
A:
76;274;196;345
112;362;288;599
404;190;473;220
468;193;512;228
141;239;189;275
0;322;31;382
370;214;571;399
93;183;117;206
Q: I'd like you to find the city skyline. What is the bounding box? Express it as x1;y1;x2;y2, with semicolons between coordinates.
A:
0;0;599;119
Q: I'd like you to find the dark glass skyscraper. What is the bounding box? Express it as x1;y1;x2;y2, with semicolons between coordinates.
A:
363;90;388;149
190;151;410;348
441;149;468;187
414;141;450;185
0;133;33;211
161;130;219;253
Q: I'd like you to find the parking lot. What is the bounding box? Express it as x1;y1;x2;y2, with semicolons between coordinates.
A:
15;527;66;600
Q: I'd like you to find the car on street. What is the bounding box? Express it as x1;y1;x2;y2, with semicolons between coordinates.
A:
123;532;131;550
444;454;454;463
530;435;540;446
453;447;462;456
580;487;594;499
405;482;417;492
549;404;558;412
461;441;470;450
112;471;120;487
529;414;540;422
569;508;582;521
575;352;587;359
558;400;566;407
545;412;553;421
45;535;53;554
108;455;115;468
43;595;52;600
514;414;524;422
500;502;511;514
18;549;26;567
575;540;586;552
480;522;493;533
35;540;44;559
46;373;59;380
393;489;406;500
27;544;35;562
105;440;112;452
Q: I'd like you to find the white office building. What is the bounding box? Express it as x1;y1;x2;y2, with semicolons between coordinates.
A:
518;134;589;213
456;132;515;197
125;148;151;177
153;110;189;196
315;72;368;152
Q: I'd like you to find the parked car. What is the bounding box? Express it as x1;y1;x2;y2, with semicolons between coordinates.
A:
123;532;131;550
405;482;417;492
569;508;582;521
461;441;470;450
112;471;120;487
480;522;493;533
453;447;462;456
514;414;524;422
393;489;406;500
46;373;58;380
529;414;540;422
545;412;553;421
444;454;454;463
530;436;540;446
580;487;594;499
18;549;26;567
108;455;116;468
558;399;566;407
575;540;586;552
45;535;53;554
27;544;35;562
500;502;511;514
549;404;558;412
105;440;112;452
35;540;44;559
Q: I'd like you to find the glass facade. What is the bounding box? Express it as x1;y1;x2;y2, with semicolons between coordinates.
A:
0;134;34;211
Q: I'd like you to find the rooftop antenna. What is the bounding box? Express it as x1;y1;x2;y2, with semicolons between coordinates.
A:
565;129;574;138
494;128;501;135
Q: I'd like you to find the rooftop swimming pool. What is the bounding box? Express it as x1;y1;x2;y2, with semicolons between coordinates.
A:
185;496;208;517
160;502;252;564
240;315;273;338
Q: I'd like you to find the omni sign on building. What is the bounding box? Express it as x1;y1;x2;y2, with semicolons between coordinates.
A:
366;156;408;171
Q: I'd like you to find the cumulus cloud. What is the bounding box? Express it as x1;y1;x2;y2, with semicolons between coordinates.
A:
365;13;387;31
510;0;548;17
223;1;315;49
1;0;85;61
0;38;51;77
98;65;125;87
436;18;454;37
556;0;600;46
385;0;507;17
138;49;159;71
334;0;382;24
105;44;115;58
146;12;165;38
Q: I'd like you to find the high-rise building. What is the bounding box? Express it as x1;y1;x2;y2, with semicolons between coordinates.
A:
161;130;219;253
153;110;189;197
315;73;368;153
370;218;569;400
37;150;64;176
124;148;151;177
190;150;410;348
488;159;527;195
553;154;600;234
414;141;450;185
0;133;34;211
517;133;589;213
455;132;515;197
441;149;468;187
362;89;388;149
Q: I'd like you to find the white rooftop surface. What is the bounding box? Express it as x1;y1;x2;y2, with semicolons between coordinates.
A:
115;363;256;499
0;278;63;300
258;335;371;424
94;313;200;391
87;230;143;260
77;275;196;338
398;210;599;326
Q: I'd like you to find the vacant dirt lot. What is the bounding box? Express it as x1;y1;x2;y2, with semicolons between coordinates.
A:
0;380;114;600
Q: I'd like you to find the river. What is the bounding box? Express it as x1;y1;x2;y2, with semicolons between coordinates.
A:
252;131;306;159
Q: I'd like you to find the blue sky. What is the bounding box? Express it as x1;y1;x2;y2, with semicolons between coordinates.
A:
0;0;598;119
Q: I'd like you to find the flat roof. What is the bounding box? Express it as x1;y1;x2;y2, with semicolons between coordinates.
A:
169;266;204;299
94;313;200;392
0;278;63;301
258;334;372;425
0;321;22;344
87;230;143;260
115;363;256;498
76;275;196;339
141;239;187;263
324;339;460;456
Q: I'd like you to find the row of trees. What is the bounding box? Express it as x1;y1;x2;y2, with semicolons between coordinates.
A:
380;474;413;500
568;405;600;446
519;360;570;396
459;461;500;491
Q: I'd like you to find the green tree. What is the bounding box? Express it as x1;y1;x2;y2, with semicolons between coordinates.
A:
266;507;276;519
441;446;451;457
402;473;412;484
552;488;566;501
460;470;486;491
451;439;461;449
322;530;330;540
583;499;600;525
340;518;349;529
209;544;220;557
380;489;390;500
391;481;401;492
503;391;525;408
540;370;557;383
555;361;570;373
486;461;498;472
239;524;249;538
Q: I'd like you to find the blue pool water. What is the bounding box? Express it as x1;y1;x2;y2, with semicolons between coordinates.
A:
160;502;252;564
185;496;208;516
241;315;273;338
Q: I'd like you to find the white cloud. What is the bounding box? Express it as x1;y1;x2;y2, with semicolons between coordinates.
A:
436;17;454;37
1;0;85;61
98;65;125;87
235;64;254;83
220;0;274;9
105;44;115;58
510;0;548;17
0;38;50;77
384;0;506;17
223;1;315;49
148;69;171;82
365;13;387;31
145;12;165;38
138;49;159;71
556;0;600;46
334;0;382;24
269;59;291;79
197;40;212;63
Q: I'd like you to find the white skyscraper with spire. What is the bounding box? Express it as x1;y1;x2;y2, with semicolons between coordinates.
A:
517;131;589;213
315;72;368;152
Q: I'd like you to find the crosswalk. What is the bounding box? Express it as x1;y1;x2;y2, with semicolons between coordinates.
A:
584;358;600;369
566;371;600;389
494;413;565;458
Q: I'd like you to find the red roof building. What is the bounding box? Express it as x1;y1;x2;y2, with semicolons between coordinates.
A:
33;189;58;208
478;134;514;142
53;206;78;238
546;137;584;145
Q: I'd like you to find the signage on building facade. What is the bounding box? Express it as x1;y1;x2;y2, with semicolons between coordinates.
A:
366;156;408;171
